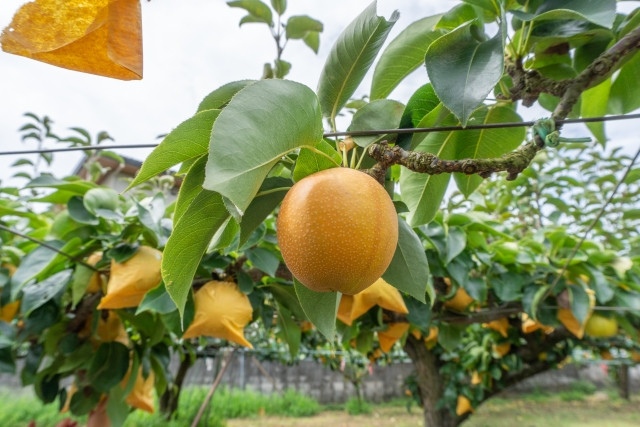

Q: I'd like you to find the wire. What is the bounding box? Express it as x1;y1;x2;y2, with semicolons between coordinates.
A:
1;112;639;157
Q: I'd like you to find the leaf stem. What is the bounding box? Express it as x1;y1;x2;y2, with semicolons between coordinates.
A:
254;187;291;197
299;145;342;168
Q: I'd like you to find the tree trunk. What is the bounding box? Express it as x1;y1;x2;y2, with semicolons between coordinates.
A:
159;352;194;420
617;364;630;400
404;335;460;427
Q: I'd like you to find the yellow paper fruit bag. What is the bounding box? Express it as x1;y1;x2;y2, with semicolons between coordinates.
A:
121;365;155;413
378;322;410;353
483;317;510;338
443;278;474;312
86;252;106;293
1;0;142;80
456;395;474;416
183;281;254;348
337;278;408;325
350;278;409;320
0;263;20;322
98;246;162;309
337;294;354;325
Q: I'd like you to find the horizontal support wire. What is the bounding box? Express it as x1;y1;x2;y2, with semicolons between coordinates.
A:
0;113;639;157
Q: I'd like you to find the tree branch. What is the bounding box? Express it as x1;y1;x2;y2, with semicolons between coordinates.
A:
553;25;640;122
367;25;640;182
504;56;571;106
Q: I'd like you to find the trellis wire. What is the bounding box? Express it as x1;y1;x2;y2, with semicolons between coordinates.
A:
1;112;639;157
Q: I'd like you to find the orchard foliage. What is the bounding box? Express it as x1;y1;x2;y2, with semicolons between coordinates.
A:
1;0;640;426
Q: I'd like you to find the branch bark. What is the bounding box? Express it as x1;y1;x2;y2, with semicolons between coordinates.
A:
367;25;640;183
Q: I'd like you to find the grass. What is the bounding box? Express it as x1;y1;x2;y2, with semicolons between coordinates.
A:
0;386;321;427
344;397;372;415
1;382;638;427
0;391;86;427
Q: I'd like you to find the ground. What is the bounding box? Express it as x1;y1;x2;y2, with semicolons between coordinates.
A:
227;392;640;427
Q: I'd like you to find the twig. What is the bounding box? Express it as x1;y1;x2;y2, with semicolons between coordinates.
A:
368;26;640;182
0;223;98;272
190;348;237;427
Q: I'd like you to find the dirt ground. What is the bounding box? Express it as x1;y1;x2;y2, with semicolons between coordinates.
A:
227;406;423;427
228;393;640;427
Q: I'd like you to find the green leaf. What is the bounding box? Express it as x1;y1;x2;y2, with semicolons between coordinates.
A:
25;176;96;195
608;53;640;115
583;265;614;304
438;323;465;352
174;155;206;224
83;188;120;220
317;1;398;121
581;78;610;145
107;243;139;263
204;79;322;214
246;247;280;277
292;140;341;182
398;84;441;143
425;20;504;125
568;284;590;324
452;107;525;196
88;342;130;393
197;80;255;112
163;190;229;318
371;15;444;100
21;270;72;315
270;0;286;15
403;295;432;329
513;0;616;28
239;177;291;246
68;196;99;225
127;109;220;190
106;386;130;427
294;279;339;340
435;3;478;30
275;304;301;360
70;387;101;415
267;283;307;320
228;0;273;26
286;15;323;39
71;264;95;307
137;283;177;315
35;237;83;281
303;31;320;53
10;242;64;298
464;277;487;303
445;227;466;264
382;217;431;304
348;99;405;147
399;107;456;226
492;272;525;302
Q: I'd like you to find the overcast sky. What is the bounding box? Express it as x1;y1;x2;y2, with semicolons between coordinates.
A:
0;0;638;186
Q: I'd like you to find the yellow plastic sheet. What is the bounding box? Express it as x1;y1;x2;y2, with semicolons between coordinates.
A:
1;0;142;80
183;281;254;348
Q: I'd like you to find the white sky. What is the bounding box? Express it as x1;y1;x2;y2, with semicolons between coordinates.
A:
0;0;638;185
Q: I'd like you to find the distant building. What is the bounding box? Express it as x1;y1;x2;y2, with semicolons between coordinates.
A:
72;154;180;201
